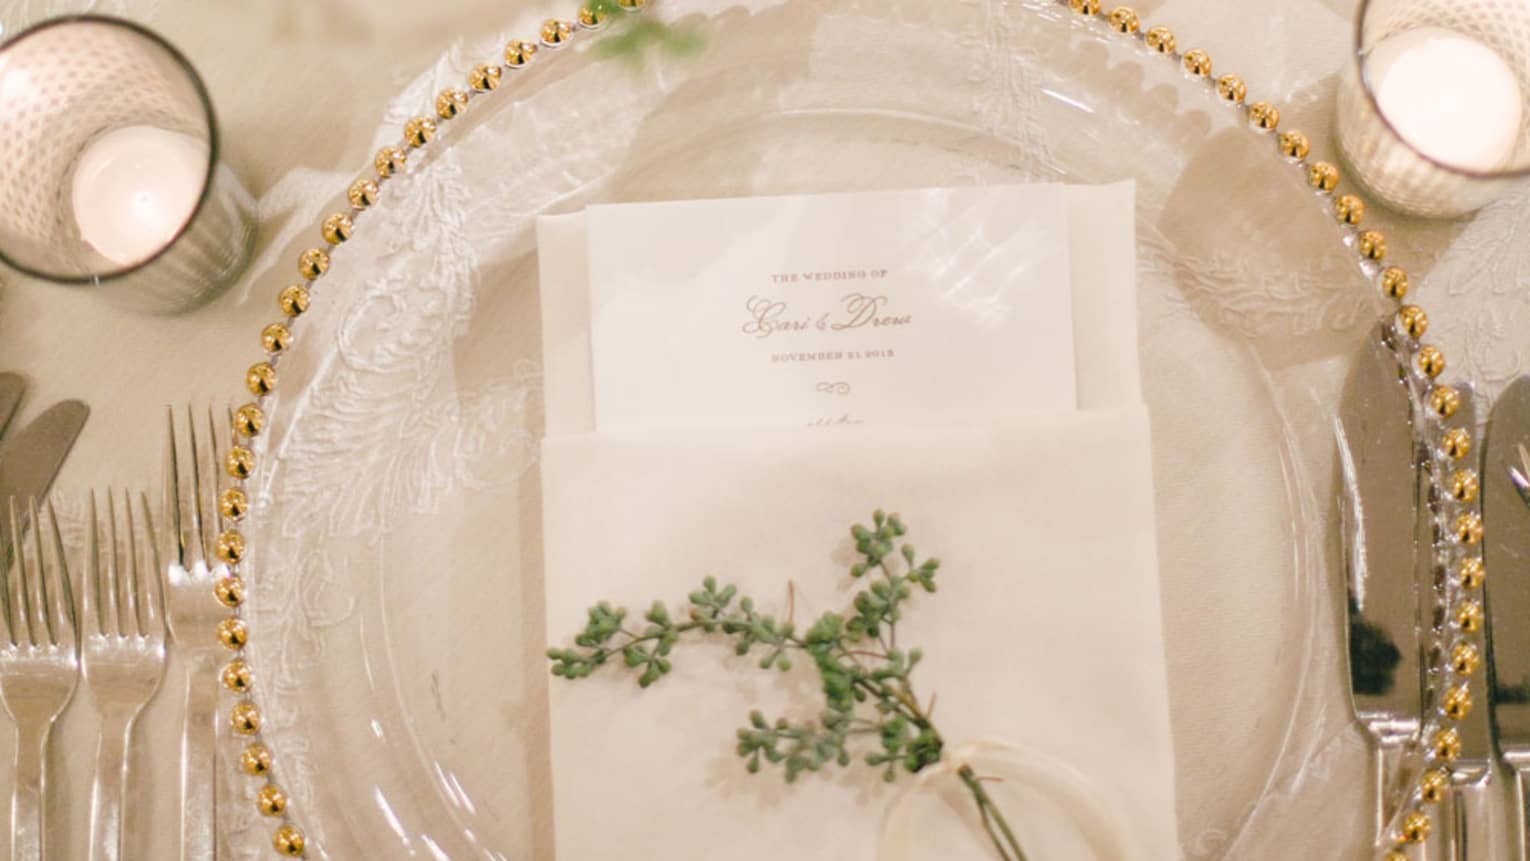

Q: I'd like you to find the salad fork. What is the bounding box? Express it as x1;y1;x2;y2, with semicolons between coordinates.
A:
162;406;231;861
82;489;167;861
0;498;78;861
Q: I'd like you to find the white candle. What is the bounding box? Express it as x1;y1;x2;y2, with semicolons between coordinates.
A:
70;125;208;267
1368;26;1523;173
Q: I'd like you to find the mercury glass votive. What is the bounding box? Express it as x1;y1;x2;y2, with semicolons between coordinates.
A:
1335;0;1530;218
0;15;254;312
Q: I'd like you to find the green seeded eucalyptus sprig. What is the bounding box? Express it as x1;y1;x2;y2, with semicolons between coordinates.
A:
549;511;1027;861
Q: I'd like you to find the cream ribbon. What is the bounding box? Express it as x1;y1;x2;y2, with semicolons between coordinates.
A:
877;740;1137;861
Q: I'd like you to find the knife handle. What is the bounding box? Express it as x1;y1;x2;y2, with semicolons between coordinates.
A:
1508;760;1530;861
1372;740;1408;845
1445;768;1496;861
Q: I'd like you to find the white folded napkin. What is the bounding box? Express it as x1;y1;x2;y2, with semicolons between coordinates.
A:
537;183;1177;860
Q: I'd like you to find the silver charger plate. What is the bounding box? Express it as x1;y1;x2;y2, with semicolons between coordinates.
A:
237;0;1390;857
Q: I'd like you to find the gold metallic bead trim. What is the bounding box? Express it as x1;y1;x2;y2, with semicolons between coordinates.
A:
259;784;289;817
225;446;255;480
505;40;539;67
1433;727;1462;760
1307;161;1339;192
1456;600;1485;632
223;659;253;693
273;826;306;857
1069;0;1101;14
1420;768;1449;803
1334;194;1364;225
216;529;247;564
216;575;246;608
1442;427;1471;460
436;88;469;119
1182;49;1211;77
297;249;329;280
262;323;293;355
1400;810;1431;843
471;63;504;91
1247;101;1278;131
241;743;273;776
218;617;248;650
1444;683;1473;720
235;404;266;437
541;18;575;44
375;146;407;177
231;701;262;735
1416;345;1445;378
1144;26;1175;53
348;178;380;209
1397;305;1428;339
1107;6;1139;33
1380;267;1409;299
220;487;250;521
279;285;311;318
321;213;354;245
1448;469;1478;502
1277;130;1309;159
246;362;276;397
404;116;438;147
579;4;609;27
1215;74;1246;103
1458;557;1485;589
1358;230;1387;261
1451;642;1481;674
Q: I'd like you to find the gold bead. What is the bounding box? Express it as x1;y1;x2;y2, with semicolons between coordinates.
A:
1457;600;1485;633
1444;683;1473;720
617;0;646;8
1451;641;1481;675
1428;385;1458;420
1308;161;1339;191
435;88;468;120
1182;49;1212;77
258;783;288;816
216;529;246;564
1144;26;1175;53
1434;727;1462;760
273;825;306;857
1449;469;1479;502
1401;809;1431;843
222;659;253;693
216;575;246;608
1443;427;1472;459
321;213;353;245
348;178;379;210
541;18;574;45
1455;512;1484;545
1420;768;1449;803
297;248;329;280
218;617;249;650
220;487;250;521
1247;101;1279;130
1335;194;1365;225
1359;230;1387;261
1399;305;1429;339
404;116;437;147
579;4;609;27
1278;130;1310;159
226;446;255;480
231;701;261;735
278;284;310;318
241;742;272;776
262;322;292;355
1215;74;1246;103
504;40;538;67
1381;266;1410;299
1416;345;1445;378
1107;6;1139;32
1384;852;1408;861
247;362;276;397
374;145;406;177
469;62;503;91
235;403;265;437
1069;0;1101;14
1459;557;1485;590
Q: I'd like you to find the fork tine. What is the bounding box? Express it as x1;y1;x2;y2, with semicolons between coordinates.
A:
122;489;143;637
203;407;221;566
44;499;75;647
28;499;56;646
165;406;186;568
8;499;34;646
138;491;165;637
105;491;122;638
0;505;13;648
84;491;102;637
180;406;206;571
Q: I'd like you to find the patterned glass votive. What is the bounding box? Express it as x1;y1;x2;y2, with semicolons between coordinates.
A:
0;15;254;312
1335;0;1530;218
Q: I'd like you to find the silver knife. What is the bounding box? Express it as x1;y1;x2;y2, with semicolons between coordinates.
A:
1339;327;1427;847
1431;385;1495;861
1485;375;1530;861
0;399;89;518
0;373;26;439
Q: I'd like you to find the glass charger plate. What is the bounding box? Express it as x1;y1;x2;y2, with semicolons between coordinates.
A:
239;0;1392;857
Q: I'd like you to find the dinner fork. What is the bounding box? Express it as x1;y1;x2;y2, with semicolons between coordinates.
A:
162;406;231;861
82;489;167;861
0;498;78;861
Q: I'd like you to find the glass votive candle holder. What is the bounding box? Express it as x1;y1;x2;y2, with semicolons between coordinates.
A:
1335;0;1530;218
0;15;254;313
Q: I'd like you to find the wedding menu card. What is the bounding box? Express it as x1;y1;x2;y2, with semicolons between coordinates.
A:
536;183;1179;861
584;186;1077;430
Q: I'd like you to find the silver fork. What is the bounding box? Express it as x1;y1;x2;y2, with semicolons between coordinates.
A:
82;489;167;861
162;406;230;861
0;498;78;861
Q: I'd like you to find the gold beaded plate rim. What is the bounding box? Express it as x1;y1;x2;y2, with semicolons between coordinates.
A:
221;2;1464;858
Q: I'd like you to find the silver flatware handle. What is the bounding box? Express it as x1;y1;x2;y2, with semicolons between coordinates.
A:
1446;768;1496;861
1509;760;1530;861
1372;739;1408;844
11;722;48;861
88;712;138;861
181;658;219;861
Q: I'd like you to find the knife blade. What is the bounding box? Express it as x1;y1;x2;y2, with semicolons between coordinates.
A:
1339;327;1426;846
0;399;89;522
1485;375;1530;861
0;374;26;440
1427;385;1495;861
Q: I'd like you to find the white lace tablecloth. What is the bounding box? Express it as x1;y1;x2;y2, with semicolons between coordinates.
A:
0;0;1523;858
